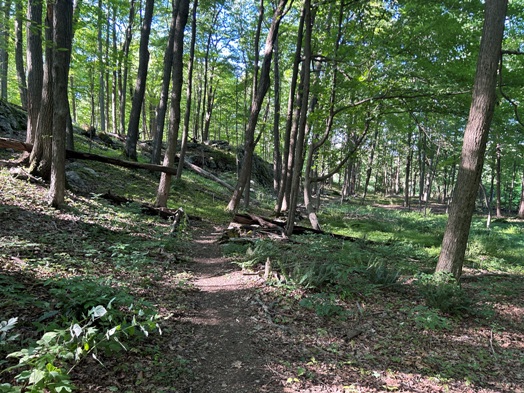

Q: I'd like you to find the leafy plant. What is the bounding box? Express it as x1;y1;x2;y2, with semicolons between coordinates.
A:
415;272;473;315
0;318;19;345
364;259;403;287
299;293;349;319
409;305;452;330
2;303;160;393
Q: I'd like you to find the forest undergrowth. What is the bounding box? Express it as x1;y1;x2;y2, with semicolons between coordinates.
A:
0;139;523;392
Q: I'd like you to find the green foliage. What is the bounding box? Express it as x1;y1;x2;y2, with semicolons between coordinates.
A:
2;303;160;393
408;305;452;330
415;273;472;315
364;259;403;287
0;318;19;346
299;293;349;319
44;276;155;324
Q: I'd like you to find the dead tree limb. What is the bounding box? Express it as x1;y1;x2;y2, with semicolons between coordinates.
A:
0;137;234;191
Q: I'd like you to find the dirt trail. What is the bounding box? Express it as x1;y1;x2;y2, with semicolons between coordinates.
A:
174;223;280;393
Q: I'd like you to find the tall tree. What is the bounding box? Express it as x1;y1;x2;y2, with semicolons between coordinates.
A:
119;0;136;135
25;0;43;145
155;0;190;207
125;0;155;160
29;3;54;179
97;0;106;132
0;0;11;100
151;0;179;165
14;0;27;108
436;0;508;280
176;0;198;179
226;0;291;212
48;0;73;207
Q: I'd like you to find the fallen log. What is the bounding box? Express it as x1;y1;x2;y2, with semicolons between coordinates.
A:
231;213;367;242
0;137;234;191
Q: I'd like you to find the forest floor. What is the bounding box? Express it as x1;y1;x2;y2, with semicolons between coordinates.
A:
0;120;523;392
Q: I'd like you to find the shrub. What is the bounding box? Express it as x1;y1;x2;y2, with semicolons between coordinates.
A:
415;272;472;315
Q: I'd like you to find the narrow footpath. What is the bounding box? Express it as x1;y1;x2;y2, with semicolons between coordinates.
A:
173;223;282;393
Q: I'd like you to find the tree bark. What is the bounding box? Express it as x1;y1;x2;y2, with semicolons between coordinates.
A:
48;0;73;208
125;0;154;160
156;0;190;207
151;0;179;165
275;5;304;215
119;0;135;135
226;0;290;212
29;4;54;180
97;0;106;132
272;35;282;195
517;166;524;218
436;0;508;280
285;0;312;236
0;0;10;100
177;0;198;179
495;143;502;217
14;1;27;109
25;0;43;145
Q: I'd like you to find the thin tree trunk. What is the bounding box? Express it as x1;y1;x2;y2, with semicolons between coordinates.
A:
25;0;43;145
363;128;379;202
151;0;179;165
48;0;73;208
285;0;312;236
119;0;135;135
272;35;282;194
275;5;304;214
226;0;290;212
176;0;198;179
155;0;189;207
495;143;502;217
404;130;412;207
436;0;507;279
125;0;154;160
14;1;27;108
97;0;106;132
518;166;524;218
507;160;516;213
29;4;54;180
111;2;118;133
0;0;11;100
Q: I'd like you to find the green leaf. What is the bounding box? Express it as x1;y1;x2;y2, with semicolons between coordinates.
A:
89;305;107;318
28;368;45;385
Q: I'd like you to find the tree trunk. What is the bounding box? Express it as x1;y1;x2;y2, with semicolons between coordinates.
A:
29;4;54;180
495;143;502;217
97;0;106;133
275;5;304;214
111;2;118;133
436;0;507;280
155;0;189;207
14;1;27;109
226;0;289;212
272;35;282;195
517;166;524;218
48;0;73;208
151;0;179;165
285;0;312;236
176;0;198;180
404;130;412;207
119;0;135;135
125;0;154;160
363;128;379;202
0;0;11;100
25;0;43;145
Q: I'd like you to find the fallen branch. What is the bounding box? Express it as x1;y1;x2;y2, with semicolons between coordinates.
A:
99;191;201;222
0;137;235;192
